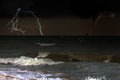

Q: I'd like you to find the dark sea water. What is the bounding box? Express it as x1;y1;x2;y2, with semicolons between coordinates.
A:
0;36;120;80
0;36;120;56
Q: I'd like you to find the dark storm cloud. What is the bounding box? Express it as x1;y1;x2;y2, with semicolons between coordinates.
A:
1;0;33;15
0;0;69;17
0;0;120;17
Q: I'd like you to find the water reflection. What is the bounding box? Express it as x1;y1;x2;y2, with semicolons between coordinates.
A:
0;69;111;80
0;68;109;80
0;68;66;80
0;57;119;80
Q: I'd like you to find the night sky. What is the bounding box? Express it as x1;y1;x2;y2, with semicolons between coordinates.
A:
0;0;120;18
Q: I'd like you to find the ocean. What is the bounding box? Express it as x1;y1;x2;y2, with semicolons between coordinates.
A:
0;36;120;80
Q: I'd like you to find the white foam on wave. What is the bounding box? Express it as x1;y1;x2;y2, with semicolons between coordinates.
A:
84;76;108;80
0;56;63;66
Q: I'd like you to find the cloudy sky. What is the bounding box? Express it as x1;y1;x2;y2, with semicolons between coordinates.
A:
0;0;120;35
